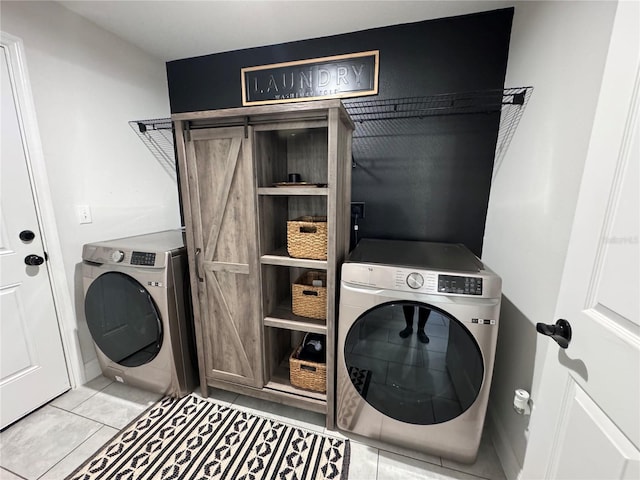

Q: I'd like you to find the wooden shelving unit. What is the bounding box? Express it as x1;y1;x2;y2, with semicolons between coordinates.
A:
173;100;353;429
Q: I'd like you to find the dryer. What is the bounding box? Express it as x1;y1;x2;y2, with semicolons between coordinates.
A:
336;239;501;463
82;230;197;398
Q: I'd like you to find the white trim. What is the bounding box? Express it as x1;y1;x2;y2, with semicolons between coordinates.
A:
0;31;85;388
487;404;522;480
83;358;102;382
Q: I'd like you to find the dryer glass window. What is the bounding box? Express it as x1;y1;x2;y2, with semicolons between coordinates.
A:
344;301;483;425
85;272;163;367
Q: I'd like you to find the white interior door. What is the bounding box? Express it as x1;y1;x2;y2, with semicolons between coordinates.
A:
0;44;70;429
521;3;639;478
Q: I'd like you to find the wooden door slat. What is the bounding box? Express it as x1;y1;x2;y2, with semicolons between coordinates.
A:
203;260;250;274
206;269;254;379
205;135;242;261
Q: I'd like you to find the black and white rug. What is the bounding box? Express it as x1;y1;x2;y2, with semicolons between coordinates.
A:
67;394;350;480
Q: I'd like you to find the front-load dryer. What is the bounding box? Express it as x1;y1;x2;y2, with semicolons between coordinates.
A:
82;230;197;397
336;239;501;463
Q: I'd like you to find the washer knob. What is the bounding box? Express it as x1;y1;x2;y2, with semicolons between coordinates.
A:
406;272;424;289
110;250;124;263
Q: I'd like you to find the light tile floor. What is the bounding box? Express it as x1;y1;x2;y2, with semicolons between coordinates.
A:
0;378;506;480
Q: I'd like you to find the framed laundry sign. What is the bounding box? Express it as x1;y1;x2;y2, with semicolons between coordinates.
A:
241;50;379;106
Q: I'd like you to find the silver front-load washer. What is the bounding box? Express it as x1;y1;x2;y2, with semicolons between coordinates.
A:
336;239;501;463
82;230;197;397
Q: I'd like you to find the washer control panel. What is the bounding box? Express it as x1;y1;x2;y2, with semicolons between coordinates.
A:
131;251;156;266
438;274;482;295
342;262;500;299
82;242;174;269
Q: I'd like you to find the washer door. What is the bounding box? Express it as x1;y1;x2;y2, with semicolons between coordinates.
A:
344;301;483;425
85;272;163;367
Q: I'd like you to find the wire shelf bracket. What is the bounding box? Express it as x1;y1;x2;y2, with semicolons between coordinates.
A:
128;118;176;180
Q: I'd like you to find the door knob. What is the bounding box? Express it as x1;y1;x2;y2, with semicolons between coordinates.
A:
19;230;36;242
536;319;572;349
24;254;45;266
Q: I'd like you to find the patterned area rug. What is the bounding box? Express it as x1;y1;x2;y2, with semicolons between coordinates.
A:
67;394;350;480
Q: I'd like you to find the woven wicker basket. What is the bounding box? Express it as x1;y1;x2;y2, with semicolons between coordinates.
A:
292;271;327;319
287;216;327;260
289;344;327;393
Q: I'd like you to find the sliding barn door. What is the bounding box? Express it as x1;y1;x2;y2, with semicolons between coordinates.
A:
184;126;263;388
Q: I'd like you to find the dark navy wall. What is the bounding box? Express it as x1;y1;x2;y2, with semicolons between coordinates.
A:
167;8;514;256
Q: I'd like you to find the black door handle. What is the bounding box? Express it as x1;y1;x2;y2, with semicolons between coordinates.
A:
19;230;36;242
24;254;45;266
536;319;572;349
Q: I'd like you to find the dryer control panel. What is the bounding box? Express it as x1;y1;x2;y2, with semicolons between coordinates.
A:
82;245;168;268
438;274;483;295
342;262;501;299
131;251;157;266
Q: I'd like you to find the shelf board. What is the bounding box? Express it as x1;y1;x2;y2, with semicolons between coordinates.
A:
261;247;327;269
265;356;327;402
258;187;329;196
264;316;326;334
264;299;327;334
263;309;327;335
264;381;327;403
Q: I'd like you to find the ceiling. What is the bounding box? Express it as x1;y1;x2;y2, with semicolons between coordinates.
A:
57;0;511;62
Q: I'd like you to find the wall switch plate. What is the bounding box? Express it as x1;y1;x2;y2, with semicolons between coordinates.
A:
77;205;92;224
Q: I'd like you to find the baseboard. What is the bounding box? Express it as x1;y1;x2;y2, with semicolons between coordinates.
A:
83;358;102;383
487;405;522;480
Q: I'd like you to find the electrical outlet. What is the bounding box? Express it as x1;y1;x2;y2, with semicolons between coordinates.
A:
351;202;365;219
77;205;92;224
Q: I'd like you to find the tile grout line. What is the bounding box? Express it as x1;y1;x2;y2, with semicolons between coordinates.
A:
37;381;144;477
376;448;442;471
47;403;115;428
50;380;159;431
1;467;28;480
36;426;112;480
49;380;114;415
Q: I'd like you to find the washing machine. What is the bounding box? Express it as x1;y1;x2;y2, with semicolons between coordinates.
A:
336;239;501;463
82;230;197;398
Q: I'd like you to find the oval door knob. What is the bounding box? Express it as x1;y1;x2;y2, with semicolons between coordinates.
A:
536;319;572;349
19;230;36;242
24;254;45;266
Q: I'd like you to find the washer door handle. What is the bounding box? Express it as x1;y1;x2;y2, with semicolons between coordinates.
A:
536;319;572;349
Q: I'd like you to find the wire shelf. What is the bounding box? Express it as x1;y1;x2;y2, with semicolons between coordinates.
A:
129;87;532;181
128;118;176;180
344;87;530;122
344;86;533;175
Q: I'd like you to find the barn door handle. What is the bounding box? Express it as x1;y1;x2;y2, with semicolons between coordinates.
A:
194;248;203;282
24;254;45;266
536;319;572;349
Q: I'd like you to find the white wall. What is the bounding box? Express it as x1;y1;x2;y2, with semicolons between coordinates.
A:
1;1;180;379
482;1;617;478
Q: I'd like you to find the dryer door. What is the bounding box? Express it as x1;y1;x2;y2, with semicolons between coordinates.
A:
343;301;483;425
85;272;162;367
